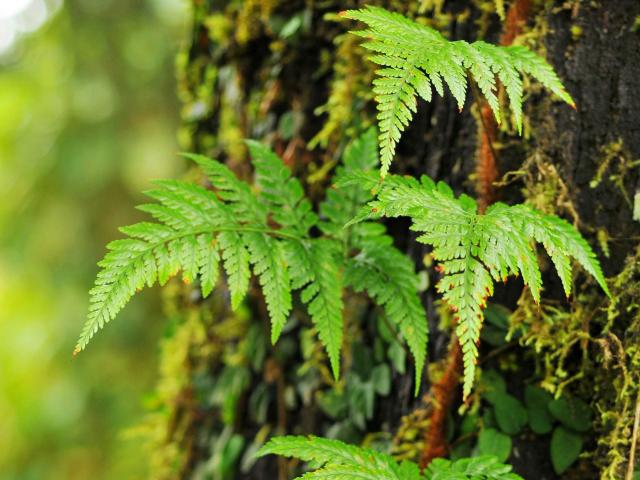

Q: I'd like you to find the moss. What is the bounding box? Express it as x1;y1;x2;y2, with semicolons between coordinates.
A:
391;405;429;462
308;32;374;151
590;139;640;209
502;145;640;477
593;246;640;478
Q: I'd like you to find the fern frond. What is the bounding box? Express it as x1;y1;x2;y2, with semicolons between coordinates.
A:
248;140;318;236
345;226;427;395
78;156;290;353
244;232;292;343
77;225;220;353
319;127;380;240
258;435;520;480
317;129;429;389
80;133;428;389
343;6;574;175
257;436;403;479
426;456;523;479
352;174;607;398
83;142;401;383
284;239;344;378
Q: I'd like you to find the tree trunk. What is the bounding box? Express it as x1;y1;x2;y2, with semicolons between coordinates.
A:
147;1;640;478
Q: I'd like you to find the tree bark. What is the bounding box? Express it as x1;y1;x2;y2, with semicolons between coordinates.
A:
154;1;640;478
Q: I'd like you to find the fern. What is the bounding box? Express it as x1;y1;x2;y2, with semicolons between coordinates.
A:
78;130;428;391
345;224;428;393
257;435;523;479
349;174;609;398
342;6;574;176
323;128;428;392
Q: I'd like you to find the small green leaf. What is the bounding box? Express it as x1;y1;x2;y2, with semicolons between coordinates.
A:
318;390;348;419
388;341;406;374
477;428;512;462
450;439;474;460
481;325;509;346
550;426;583;474
548;396;592;433
491;392;528;436
371;364;391;396
460;413;479;435
524;385;554;434
277;111;297;140
484;303;511;329
483;407;497;430
481;369;507;406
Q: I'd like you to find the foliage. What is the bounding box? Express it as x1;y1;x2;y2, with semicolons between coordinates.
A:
78;130;428;390
258;435;523;479
343;6;574;175
348;173;609;398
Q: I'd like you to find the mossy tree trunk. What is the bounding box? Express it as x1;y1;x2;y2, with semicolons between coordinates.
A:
147;1;640;479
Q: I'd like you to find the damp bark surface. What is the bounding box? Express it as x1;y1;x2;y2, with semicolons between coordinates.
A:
157;1;640;478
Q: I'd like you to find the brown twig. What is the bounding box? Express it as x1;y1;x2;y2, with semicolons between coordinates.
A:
476;100;499;212
475;0;532;211
419;333;462;468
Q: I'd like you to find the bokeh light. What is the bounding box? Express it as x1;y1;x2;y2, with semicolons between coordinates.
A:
0;1;188;478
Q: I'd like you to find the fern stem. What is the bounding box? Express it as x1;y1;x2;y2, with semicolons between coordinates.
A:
420;334;462;468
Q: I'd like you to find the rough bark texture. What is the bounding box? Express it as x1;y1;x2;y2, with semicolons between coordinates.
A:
146;1;640;479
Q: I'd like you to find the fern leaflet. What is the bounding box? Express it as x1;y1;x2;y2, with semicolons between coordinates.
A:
342;6;574;176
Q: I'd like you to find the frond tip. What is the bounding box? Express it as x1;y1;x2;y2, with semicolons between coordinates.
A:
343;6;574;176
351;174;607;398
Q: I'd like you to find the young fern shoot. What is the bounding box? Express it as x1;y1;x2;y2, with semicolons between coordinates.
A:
342;6;575;176
77;130;429;393
347;173;609;398
258;435;524;479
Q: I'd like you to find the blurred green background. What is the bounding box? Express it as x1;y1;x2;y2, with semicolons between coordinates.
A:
0;0;188;478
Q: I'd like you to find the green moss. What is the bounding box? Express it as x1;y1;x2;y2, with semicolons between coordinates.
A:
590;139;640;208
502;146;640;477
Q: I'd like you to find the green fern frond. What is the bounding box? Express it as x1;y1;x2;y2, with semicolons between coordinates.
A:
76;133;426;388
343;6;574;176
284;239;344;378
319;127;380;240
345;225;427;395
257;436;405;479
352;174;608;398
243;232;292;343
426;456;523;479
319;129;428;389
258;435;521;480
77;153;297;355
80;132;428;390
248;139;318;236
